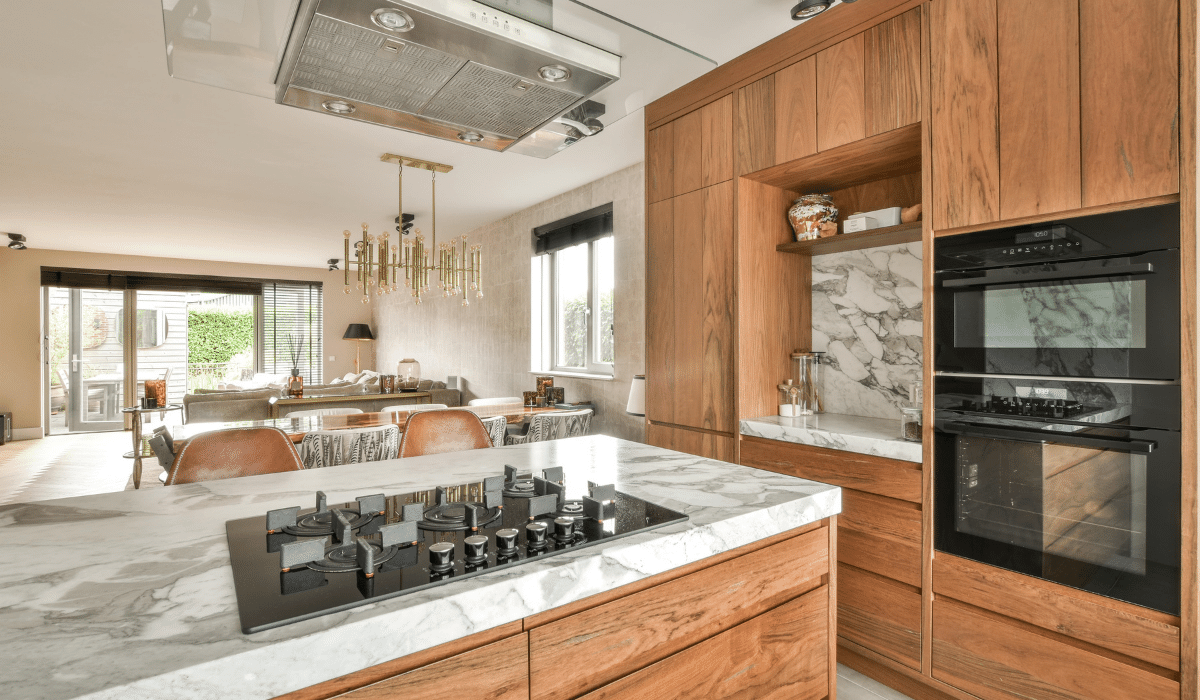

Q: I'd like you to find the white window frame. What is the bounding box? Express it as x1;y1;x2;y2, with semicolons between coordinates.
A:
532;235;614;378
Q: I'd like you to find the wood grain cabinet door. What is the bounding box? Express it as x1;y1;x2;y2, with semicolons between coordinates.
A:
647;122;674;203
645;199;675;425
1079;0;1179;207
816;33;867;151
774;56;818;164
865;7;922;138
701;95;734;187
930;0;1001;231
335;634;529;699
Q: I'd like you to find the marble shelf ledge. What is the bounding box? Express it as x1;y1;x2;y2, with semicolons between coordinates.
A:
741;412;923;463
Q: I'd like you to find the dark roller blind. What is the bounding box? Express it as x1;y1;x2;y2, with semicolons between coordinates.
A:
260;282;323;384
532;202;613;255
40;267;265;295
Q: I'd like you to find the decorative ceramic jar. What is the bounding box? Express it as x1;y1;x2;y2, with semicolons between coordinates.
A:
787;195;838;241
397;358;421;392
535;376;554;397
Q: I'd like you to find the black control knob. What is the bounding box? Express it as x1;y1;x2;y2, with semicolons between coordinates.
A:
525;522;548;548
496;528;519;554
554;517;576;544
429;542;455;572
463;535;488;563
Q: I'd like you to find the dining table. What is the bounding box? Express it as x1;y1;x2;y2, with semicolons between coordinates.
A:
169;403;582;446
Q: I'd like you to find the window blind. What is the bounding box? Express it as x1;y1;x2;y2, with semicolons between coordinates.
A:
40;267;265;295
532;202;613;255
260;282;323;384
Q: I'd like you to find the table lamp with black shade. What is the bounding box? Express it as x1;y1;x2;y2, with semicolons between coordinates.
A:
343;323;374;374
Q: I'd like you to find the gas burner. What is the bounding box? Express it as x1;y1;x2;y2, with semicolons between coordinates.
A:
419;502;502;532
555;500;585;518
307;541;399;573
503;479;537;498
282;509;373;537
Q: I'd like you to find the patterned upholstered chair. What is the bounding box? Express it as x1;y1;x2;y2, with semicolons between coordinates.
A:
504;409;593;446
480;416;507;447
298;425;400;468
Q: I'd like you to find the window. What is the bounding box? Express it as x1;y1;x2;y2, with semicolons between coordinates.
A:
260;282;323;384
532;203;615;377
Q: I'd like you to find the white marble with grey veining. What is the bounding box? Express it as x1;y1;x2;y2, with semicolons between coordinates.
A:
811;242;923;419
741;413;923;463
0;436;840;700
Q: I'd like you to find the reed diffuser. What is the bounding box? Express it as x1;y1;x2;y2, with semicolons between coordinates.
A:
286;334;305;398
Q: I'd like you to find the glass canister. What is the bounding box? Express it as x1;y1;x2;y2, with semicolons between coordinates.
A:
397;358;421;391
790;351;825;414
901;407;923;442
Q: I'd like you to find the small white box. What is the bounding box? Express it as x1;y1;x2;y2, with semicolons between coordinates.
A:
843;216;876;233
862;206;902;227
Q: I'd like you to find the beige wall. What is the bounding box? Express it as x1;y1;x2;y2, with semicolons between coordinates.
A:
372;163;646;442
0;248;372;436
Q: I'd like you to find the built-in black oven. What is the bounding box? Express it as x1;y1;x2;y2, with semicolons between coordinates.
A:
934;204;1180;381
933;375;1180;614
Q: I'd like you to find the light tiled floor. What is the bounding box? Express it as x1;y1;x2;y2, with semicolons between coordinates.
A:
839;664;916;700
0;431;141;504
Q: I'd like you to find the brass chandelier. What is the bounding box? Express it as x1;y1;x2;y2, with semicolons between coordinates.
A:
342;153;483;306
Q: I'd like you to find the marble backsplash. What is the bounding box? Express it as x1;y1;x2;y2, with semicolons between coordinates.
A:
810;241;922;419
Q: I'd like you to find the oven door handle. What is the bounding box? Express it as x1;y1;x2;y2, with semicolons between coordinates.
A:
940;421;1157;453
941;262;1154;288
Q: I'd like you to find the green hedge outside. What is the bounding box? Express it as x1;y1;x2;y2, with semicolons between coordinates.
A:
188;309;254;365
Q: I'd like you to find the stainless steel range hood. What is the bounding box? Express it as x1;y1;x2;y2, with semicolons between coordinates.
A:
274;0;620;153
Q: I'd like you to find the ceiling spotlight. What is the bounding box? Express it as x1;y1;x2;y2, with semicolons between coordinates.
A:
327;258;340;271
791;0;832;20
371;8;414;32
457;131;483;142
6;233;26;250
538;64;571;83
321;100;355;115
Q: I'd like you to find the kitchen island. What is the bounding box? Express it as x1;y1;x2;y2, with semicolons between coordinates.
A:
0;436;840;700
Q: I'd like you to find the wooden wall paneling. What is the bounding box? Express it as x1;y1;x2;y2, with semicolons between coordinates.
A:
997;0;1081;220
931;599;1180;700
671;191;704;429
578;587;830;700
816;32;867;151
774;57;818;164
734;180;809;421
648;123;675;203
839;564;922;670
933;553;1180;672
1179;0;1197;696
1080;0;1179;207
865;7;922;136
702;182;735;432
736;75;775;175
528;528;828;700
701;95;734;186
740;437;922;503
337;634;529;700
929;0;1000;229
645;200;675;426
673;108;704;197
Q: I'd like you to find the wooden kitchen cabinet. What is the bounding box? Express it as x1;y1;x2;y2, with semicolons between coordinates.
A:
334;635;529;699
650;97;733;201
932;0;1179;230
865;8;922;137
816;33;867;151
647;422;735;462
647;122;673;204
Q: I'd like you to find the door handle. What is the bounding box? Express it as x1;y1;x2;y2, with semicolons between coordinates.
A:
941;262;1154;288
940;421;1157;453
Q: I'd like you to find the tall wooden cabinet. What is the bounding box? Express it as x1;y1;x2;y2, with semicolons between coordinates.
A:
930;0;1179;231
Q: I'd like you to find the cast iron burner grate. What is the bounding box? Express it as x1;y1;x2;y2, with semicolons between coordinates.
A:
419;502;502;532
503;479;536;498
282;509;373;537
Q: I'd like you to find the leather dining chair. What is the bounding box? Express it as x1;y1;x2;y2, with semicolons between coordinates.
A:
166;427;304;485
398;409;493;458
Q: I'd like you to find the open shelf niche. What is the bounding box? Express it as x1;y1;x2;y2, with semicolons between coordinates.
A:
734;123;924;421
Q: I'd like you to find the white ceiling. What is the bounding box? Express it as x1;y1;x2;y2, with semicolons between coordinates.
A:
0;0;825;268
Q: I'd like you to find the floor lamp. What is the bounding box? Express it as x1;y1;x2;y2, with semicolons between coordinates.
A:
343;323;374;373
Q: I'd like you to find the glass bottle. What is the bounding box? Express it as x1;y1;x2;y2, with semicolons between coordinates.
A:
791;351;825;414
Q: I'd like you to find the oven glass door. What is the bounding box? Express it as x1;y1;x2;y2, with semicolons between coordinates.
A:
934;250;1178;380
934;419;1180;614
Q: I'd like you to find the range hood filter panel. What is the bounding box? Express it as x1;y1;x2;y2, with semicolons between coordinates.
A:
420;61;579;138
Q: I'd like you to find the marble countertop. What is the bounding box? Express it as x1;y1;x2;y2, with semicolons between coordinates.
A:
741;412;923;463
0;436;841;700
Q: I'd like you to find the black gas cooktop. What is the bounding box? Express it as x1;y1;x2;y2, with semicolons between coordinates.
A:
225;466;689;633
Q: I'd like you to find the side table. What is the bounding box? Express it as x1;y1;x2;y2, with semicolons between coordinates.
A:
121;404;183;489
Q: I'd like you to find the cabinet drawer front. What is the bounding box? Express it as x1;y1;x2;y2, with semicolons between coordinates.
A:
934;554;1180;672
579;586;829;700
838;564;921;670
932;599;1178;700
529;527;829;700
740;437;922;502
840;488;921;546
839;527;920;587
337;634;528;699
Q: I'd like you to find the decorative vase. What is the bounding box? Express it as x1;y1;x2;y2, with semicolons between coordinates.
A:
288;370;304;398
787;195;838;241
397;358;421;392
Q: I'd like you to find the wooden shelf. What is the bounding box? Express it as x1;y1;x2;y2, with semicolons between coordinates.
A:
742;123;921;193
776;220;922;255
